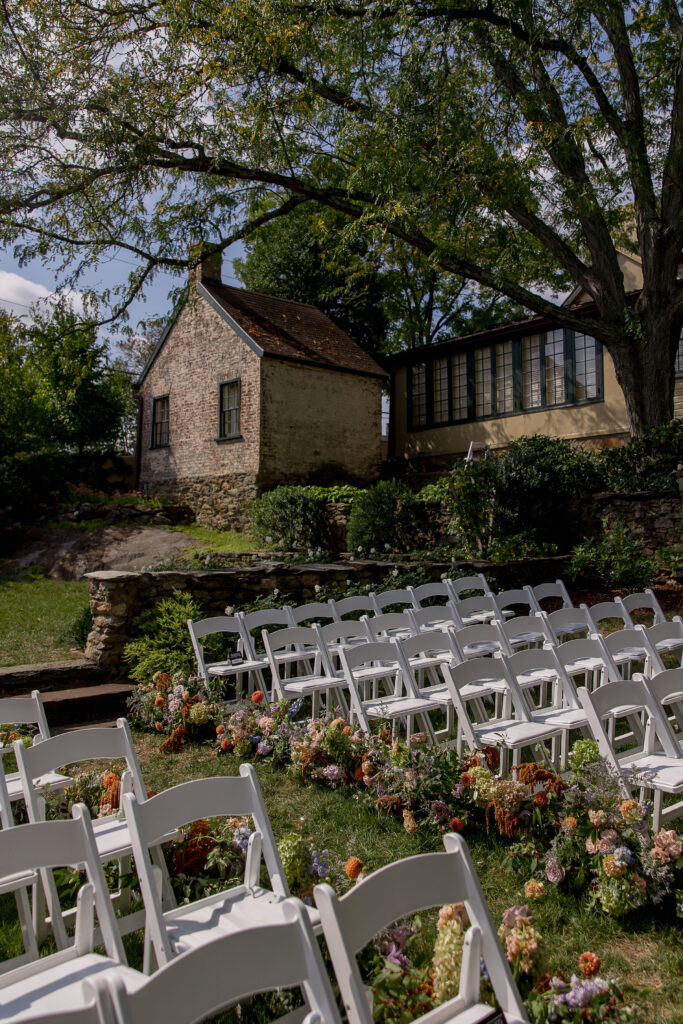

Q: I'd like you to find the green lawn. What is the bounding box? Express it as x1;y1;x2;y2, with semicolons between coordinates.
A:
0;573;89;666
169;523;257;553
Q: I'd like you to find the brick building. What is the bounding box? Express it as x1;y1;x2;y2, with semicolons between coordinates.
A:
136;255;387;529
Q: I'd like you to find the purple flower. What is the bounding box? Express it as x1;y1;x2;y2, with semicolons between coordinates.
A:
431;800;450;821
613;845;636;868
256;741;272;756
386;946;411;970
545;859;566;885
322;765;342;781
560;975;609;1009
501;905;532;929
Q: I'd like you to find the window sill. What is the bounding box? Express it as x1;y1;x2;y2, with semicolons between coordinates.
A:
149;443;170;449
215;434;243;444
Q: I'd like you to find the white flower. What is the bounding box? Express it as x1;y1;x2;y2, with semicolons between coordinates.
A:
314;584;321;593
346;579;352;586
370;547;376;554
384;544;390;550
392;568;399;577
225;606;234;615
357;545;363;552
273;588;279;597
265;535;273;544
440;573;447;580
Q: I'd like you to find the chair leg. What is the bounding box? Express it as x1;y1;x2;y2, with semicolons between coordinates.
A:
15;885;39;961
652;789;663;833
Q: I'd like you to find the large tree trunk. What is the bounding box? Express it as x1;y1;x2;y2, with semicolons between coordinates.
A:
607;300;681;436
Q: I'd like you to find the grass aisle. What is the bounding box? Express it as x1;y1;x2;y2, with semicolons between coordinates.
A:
136;734;683;1024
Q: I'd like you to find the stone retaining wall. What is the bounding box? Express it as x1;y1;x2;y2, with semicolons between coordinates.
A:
83;555;571;670
146;474;259;531
582;491;682;553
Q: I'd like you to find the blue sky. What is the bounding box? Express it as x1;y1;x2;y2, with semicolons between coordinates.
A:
0;244;246;338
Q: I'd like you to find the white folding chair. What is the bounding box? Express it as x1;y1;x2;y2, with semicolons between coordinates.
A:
447;574;493;601
496;613;554;653
122;767;314;972
339;640;437;743
544;606;593;644
286;601;337;627
398;630;461;740
314;833;528;1024
263;625;349;717
0;764;38;972
578;679;683;831
494;588;540;619
408;604;460;634
449;594;500;626
442;660;562;773
361;611;414;642
0;691;72;813
501;653;589;769
42;900;340;1024
582;601;633;635
553;636;620;692
642;667;683;746
369;588;414;615
616;589;666;628
187;615;268;697
451;622;510;661
640;617;683;668
408;581;454;609
328;594;377;621
0;807;142;1023
597;626;664;680
14;720;173;949
524;580;574;613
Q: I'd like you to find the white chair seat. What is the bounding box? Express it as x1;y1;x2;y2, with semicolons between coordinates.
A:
508;632;545;647
207;656;268;676
407;653;454;672
475;719;562;748
420;682;496;705
619;755;683;792
0;954;144;1022
281;675;345;696
516;667;557;688
0;869;38;896
564;656;605;674
461;641;500;658
533;707;588;730
6;770;72;802
654;639;683;654
362;696;437;720
419;1001;526;1024
611;647;647;664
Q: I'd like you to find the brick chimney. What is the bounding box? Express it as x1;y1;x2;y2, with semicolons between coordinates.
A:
189;245;222;287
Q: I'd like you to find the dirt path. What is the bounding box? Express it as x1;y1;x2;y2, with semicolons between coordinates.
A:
1;525;201;579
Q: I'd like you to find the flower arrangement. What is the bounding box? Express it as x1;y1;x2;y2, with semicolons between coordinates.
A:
526;951;641;1023
127;671;218;751
168;815;255;903
216;698;303;762
537;760;682;917
277;833;330;902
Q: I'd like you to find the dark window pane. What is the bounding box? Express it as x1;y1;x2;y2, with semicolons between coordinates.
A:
152;397;169;447
433;357;449;423
451;353;468;420
495;341;514;413
545;329;566;405
475;348;493;417
522;334;542;409
219;381;240;437
676;330;683;376
411;363;427;426
575;332;598;399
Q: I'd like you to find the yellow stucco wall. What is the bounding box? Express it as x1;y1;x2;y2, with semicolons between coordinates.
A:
393;349;631;460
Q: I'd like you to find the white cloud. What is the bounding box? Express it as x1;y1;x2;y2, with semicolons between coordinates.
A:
0;270;83;318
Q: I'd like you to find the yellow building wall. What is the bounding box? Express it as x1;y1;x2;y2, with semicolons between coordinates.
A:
393;349;631;461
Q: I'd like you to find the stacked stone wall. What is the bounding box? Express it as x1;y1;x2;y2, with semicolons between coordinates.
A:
147;474;259;531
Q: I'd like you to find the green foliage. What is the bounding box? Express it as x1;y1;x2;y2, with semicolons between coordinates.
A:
596;421;683;493
250;486;330;551
65;605;93;649
567;739;601;775
301;484;364;505
569;519;656;591
122;590;218;683
446;455;503;558
346;480;423;555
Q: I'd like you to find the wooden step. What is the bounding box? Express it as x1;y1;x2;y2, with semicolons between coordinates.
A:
0;660;111;698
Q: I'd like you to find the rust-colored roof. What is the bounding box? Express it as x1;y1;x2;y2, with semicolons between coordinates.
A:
202;279;387;378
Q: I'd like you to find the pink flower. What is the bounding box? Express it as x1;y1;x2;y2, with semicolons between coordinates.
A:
588;809;607;827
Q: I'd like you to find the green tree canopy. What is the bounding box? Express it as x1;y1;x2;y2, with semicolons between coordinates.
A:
1;1;682;433
0;303;134;455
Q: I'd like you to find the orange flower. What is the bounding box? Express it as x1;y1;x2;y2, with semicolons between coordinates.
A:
102;772;119;788
154;695;165;707
251;691;265;705
343;725;351;735
449;817;464;833
153;671;172;690
461;772;475;787
579;952;600;978
220;737;233;752
345;857;364;880
216;724;225;736
534;791;548;807
154;721;164;732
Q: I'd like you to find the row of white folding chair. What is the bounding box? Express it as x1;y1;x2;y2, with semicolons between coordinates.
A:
0;691;73;820
579;674;683;832
22;831;528;1024
0;799;337;1024
6;718;175;953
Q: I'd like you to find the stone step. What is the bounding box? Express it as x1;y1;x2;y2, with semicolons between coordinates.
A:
0;660;112;698
40;683;134;729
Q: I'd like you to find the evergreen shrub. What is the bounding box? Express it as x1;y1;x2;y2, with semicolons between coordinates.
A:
346;479;423;554
250;485;330;551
